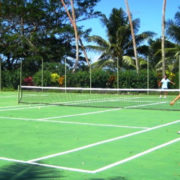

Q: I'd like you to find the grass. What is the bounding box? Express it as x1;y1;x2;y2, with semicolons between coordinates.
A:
0;91;180;180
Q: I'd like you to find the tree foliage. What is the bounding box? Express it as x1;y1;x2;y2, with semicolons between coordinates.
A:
0;0;100;71
87;8;154;70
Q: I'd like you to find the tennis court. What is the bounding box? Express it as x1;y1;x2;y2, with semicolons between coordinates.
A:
0;91;180;180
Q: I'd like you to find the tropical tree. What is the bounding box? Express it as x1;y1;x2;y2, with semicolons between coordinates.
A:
0;0;101;72
166;7;180;58
60;0;98;71
124;0;139;74
87;8;154;71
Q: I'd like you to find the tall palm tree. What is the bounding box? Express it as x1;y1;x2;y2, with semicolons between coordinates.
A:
124;0;139;74
146;38;176;73
166;7;180;57
87;8;154;71
161;0;167;76
60;0;79;71
60;0;90;71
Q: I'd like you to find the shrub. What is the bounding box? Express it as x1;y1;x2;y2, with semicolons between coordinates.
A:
33;70;51;86
2;69;20;89
23;76;33;86
50;73;60;86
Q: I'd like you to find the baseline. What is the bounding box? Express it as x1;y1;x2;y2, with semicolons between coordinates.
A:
1;137;180;174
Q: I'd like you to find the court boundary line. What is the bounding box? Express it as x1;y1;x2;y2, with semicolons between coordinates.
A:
0;104;57;112
0;104;33;109
36;101;166;121
0;157;94;174
0;116;148;129
94;137;180;173
41;108;122;120
39;101;172;121
28;120;180;163
1;137;180;174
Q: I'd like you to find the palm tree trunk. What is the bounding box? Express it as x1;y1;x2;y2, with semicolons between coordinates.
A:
0;58;1;91
79;38;90;66
60;0;79;71
60;0;90;71
124;0;139;74
162;0;166;76
69;0;79;71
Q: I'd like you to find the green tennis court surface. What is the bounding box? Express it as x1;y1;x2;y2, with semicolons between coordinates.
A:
0;91;180;180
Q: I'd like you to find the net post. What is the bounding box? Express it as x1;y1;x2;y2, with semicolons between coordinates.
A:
0;57;1;91
41;57;44;87
20;59;22;88
18;85;21;104
89;62;92;94
179;55;180;92
147;56;150;94
65;58;67;93
117;59;119;90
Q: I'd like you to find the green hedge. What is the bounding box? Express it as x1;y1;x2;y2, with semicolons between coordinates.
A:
1;70;20;89
2;68;178;89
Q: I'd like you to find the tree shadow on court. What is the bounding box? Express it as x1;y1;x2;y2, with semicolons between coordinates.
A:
89;176;127;180
0;163;63;180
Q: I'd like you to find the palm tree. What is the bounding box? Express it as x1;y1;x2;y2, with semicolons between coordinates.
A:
143;38;177;74
161;0;167;76
166;7;180;57
60;0;79;71
157;7;180;75
60;0;90;71
87;8;154;71
124;0;139;74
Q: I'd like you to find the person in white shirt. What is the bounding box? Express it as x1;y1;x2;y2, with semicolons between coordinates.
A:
159;75;175;98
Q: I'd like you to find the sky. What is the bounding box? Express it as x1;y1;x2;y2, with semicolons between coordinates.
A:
79;0;180;38
77;0;180;61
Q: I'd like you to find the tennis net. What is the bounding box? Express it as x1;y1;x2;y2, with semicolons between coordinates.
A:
18;86;180;111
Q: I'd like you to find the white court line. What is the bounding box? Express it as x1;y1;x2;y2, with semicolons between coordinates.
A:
0;95;17;98
1;137;180;174
41;108;121;120
28;120;180;163
40;101;167;121
94;137;180;173
0;116;148;129
125;101;166;109
0;104;34;109
0;94;48;98
0;104;57;112
0;97;168;113
59;97;141;106
0;157;94;174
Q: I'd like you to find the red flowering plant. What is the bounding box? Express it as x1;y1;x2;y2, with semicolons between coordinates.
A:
23;76;33;86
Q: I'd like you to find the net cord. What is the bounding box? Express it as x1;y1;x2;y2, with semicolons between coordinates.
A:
20;85;180;92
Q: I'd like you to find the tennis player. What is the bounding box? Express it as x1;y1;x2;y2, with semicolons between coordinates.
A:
170;94;180;134
170;94;180;105
159;75;175;98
